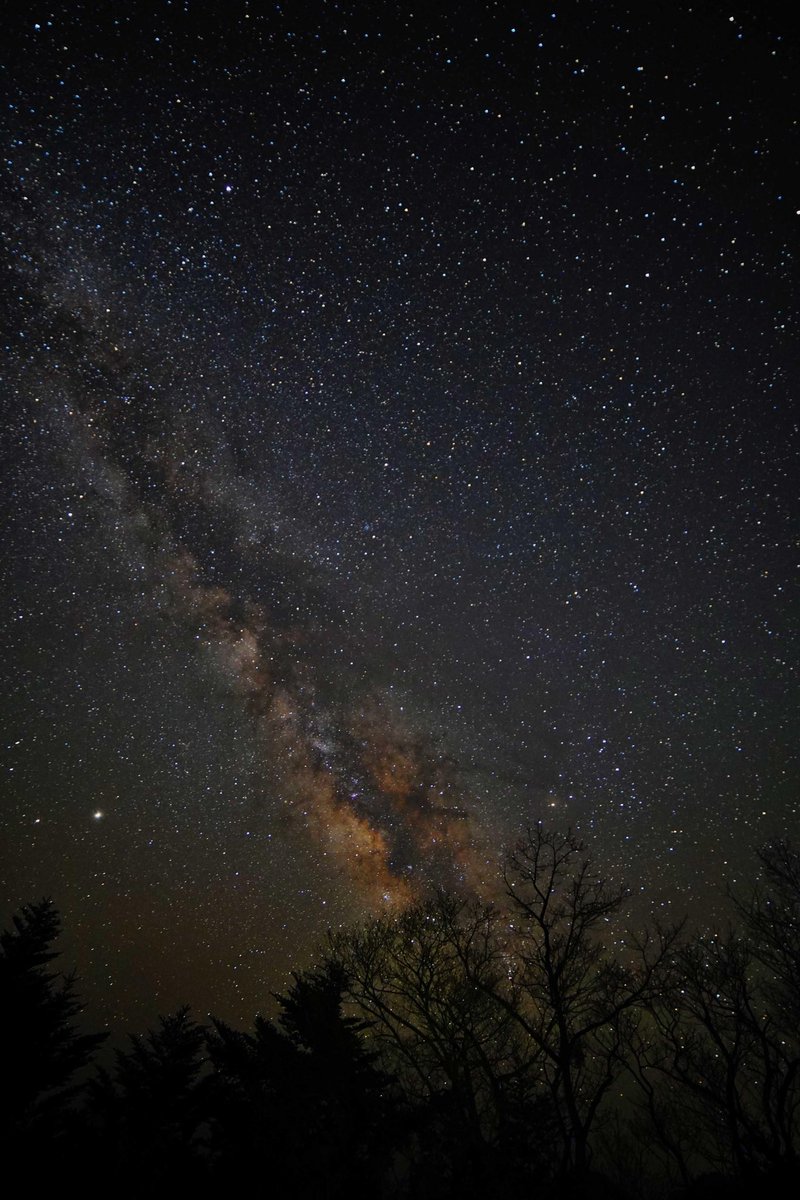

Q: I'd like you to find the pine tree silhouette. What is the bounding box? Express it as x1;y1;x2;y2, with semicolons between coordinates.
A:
91;1007;209;1196
0;898;106;1155
207;961;397;1199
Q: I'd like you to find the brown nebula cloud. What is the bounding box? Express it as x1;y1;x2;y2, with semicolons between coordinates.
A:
353;703;491;893
158;546;488;907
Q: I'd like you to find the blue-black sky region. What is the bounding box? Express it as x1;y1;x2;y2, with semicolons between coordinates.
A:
1;1;796;1030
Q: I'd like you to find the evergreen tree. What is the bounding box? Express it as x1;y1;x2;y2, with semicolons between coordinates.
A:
0;898;106;1154
90;1007;209;1196
207;961;397;1199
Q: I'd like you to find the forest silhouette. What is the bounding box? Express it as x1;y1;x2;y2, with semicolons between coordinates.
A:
2;827;797;1199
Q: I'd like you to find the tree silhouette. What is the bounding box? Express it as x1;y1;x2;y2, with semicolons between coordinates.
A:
488;825;678;1180
329;889;558;1197
627;841;800;1190
90;1006;209;1196
734;839;800;1030
206;960;396;1199
0;897;106;1159
4;836;794;1198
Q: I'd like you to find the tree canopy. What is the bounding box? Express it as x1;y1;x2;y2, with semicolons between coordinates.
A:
2;834;798;1199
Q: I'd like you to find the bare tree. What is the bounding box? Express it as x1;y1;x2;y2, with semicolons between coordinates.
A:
330;828;679;1186
630;841;800;1185
328;890;553;1193
734;839;800;1030
484;825;678;1177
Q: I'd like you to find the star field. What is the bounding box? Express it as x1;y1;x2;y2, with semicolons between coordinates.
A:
1;2;797;1028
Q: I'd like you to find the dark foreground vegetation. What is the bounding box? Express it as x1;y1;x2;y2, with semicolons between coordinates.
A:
2;827;798;1199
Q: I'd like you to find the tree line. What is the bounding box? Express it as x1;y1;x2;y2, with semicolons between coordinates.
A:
2;827;798;1199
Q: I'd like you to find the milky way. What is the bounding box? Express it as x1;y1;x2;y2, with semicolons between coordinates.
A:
17;263;484;907
1;3;796;1027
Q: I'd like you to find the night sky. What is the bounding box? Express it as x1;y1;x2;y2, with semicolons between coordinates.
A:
1;1;797;1031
